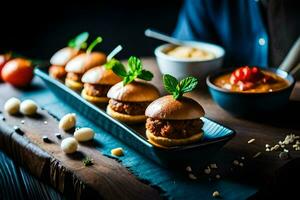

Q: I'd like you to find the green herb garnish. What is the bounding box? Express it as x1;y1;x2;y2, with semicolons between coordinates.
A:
163;74;198;99
109;56;153;85
68;32;89;50
82;157;94;166
86;37;103;54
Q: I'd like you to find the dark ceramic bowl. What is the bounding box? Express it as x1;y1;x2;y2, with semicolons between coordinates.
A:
206;68;295;116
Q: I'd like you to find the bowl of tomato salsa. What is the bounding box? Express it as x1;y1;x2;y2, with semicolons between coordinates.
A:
206;66;295;116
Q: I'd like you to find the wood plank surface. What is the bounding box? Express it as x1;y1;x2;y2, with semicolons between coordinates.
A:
0;83;161;200
1;57;300;199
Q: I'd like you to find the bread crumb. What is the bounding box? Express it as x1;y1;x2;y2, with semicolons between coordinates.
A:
212;191;221;198
111;147;124;157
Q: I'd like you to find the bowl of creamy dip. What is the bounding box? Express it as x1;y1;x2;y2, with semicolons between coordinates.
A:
154;41;225;81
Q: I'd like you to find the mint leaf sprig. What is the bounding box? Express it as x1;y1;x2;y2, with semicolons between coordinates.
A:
68;32;89;50
163;74;198;99
106;56;154;85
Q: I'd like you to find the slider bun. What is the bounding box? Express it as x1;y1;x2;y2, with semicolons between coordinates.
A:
65;52;107;74
50;47;79;66
107;81;160;102
81;66;122;85
81;89;109;104
106;104;146;123
145;95;205;120
146;129;203;147
65;79;83;91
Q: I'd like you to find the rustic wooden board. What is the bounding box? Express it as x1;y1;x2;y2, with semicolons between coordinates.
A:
1;58;300;199
0;83;161;200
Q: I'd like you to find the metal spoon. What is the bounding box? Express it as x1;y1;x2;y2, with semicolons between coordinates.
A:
144;29;184;46
279;36;300;76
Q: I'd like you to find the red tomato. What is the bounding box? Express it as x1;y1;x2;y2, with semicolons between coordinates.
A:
242;66;252;81
1;58;33;87
0;54;12;81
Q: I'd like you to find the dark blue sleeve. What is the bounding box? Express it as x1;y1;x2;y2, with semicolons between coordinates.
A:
173;0;218;43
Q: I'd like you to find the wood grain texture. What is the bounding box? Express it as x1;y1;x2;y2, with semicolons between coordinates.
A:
0;83;161;200
1;58;300;199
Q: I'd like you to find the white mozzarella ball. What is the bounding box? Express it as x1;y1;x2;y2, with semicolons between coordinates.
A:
59;113;76;131
4;97;21;115
20;99;38;115
61;137;78;154
74;127;95;142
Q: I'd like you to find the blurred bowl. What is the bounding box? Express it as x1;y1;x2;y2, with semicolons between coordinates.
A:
154;41;225;81
206;68;295;116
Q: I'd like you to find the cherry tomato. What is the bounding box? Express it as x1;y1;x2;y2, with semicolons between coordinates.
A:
242;66;252;81
49;65;67;80
229;74;238;84
252;67;259;74
1;58;33;87
0;54;12;81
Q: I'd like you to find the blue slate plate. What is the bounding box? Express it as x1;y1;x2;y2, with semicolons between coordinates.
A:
35;68;235;167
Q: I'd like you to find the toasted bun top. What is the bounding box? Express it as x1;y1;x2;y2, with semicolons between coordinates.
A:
50;47;79;66
65;52;107;74
107;81;160;102
145;95;205;120
81;66;122;85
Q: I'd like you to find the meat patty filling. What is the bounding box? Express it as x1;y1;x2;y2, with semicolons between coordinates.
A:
66;72;82;82
109;99;150;115
146;118;203;139
84;83;111;97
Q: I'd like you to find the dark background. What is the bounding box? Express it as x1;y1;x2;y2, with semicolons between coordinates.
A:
0;1;183;60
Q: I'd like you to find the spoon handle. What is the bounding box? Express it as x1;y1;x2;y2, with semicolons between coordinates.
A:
144;29;183;46
279;36;300;74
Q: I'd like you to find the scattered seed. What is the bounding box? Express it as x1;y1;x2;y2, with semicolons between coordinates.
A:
253;152;261;158
188;173;197;180
186;166;192;172
210;163;218;169
284;149;289;153
111;147;124;157
42;136;51;143
55;133;62;139
233;160;239;165
266;148;270;152
204;168;211;174
20;120;25;124
248;138;255;144
239;162;244;167
216;174;221;179
265;144;270;148
272;145;280;151
44;121;48;124
279;151;289;160
212;191;221;198
241;156;245;160
13;126;24;135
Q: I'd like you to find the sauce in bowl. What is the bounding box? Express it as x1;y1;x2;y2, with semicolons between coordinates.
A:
213;66;289;93
165;46;215;60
